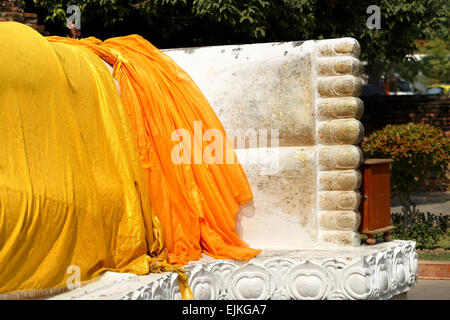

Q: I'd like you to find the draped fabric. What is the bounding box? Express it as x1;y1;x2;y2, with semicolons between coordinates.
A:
0;22;192;299
47;33;261;265
0;20;260;298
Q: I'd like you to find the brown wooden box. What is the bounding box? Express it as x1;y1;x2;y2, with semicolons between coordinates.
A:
358;158;395;245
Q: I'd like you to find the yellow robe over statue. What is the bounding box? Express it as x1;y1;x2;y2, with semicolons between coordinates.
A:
0;22;185;298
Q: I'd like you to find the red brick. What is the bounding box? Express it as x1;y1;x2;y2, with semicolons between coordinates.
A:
23;12;37;19
0;6;19;12
24;18;37;24
0;11;21;18
418;261;450;279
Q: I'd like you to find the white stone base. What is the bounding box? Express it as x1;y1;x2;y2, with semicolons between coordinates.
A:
48;240;417;300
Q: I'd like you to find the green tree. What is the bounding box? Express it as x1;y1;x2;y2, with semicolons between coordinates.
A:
24;0;449;83
418;37;450;85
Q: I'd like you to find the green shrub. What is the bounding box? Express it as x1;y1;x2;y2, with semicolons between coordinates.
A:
391;223;444;249
390;210;448;249
392;211;449;233
361;123;449;195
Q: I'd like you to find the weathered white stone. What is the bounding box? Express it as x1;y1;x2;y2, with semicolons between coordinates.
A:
318;76;363;97
319;210;361;231
317;97;364;120
318;146;363;171
234;147;317;248
318;170;362;191
317;56;361;76
316;38;361;58
165;41;317;147
317;119;364;145
319;191;361;211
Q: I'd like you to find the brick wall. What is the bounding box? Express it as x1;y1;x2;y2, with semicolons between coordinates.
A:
0;0;46;34
361;94;450;191
361;94;449;137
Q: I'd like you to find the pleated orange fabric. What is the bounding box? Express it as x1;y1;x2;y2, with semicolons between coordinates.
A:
47;35;261;265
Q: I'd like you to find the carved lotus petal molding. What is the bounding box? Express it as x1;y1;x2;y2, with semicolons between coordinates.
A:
207;261;237;293
189;266;218;300
284;260;333;300
115;241;417;301
229;263;275;300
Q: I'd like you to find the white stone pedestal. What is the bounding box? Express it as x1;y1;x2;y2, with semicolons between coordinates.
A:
48;240;417;300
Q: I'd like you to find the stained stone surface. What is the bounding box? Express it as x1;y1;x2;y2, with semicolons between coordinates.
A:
48;240;417;300
164;38;364;248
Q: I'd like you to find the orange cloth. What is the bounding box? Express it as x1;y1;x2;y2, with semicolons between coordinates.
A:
47;35;261;265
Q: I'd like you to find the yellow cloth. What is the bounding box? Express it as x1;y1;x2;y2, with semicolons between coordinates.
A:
0;22;191;299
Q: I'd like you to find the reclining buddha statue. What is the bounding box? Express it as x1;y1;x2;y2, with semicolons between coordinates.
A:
0;21;260;299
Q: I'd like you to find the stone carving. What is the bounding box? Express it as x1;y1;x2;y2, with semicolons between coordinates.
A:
315;38;364;246
228;263;275;300
187;266;218;300
284;260;333;300
119;240;417;300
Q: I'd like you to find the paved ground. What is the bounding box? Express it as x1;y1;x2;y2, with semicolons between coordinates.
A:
390;192;449;215
401;279;450;300
390;192;449;300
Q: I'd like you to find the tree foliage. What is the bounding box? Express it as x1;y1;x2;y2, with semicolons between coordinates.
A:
23;0;449;82
418;37;450;84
